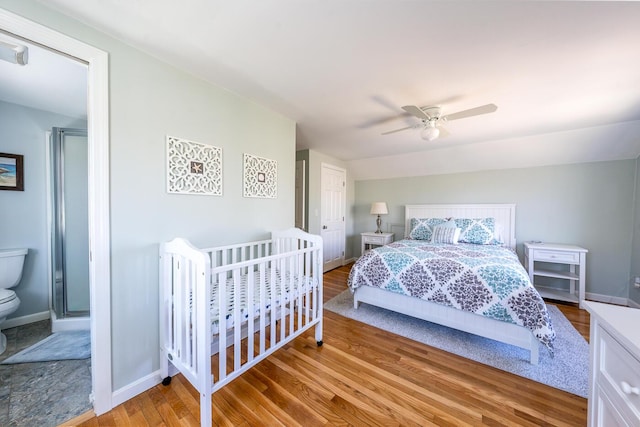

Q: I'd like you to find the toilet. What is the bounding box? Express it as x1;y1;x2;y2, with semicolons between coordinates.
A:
0;248;27;355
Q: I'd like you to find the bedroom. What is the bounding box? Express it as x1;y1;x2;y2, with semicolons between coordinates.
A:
0;1;639;426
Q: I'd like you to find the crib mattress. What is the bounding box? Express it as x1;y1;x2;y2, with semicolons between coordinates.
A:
208;268;319;334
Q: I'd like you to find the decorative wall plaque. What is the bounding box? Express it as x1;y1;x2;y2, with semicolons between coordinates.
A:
166;136;222;195
243;153;277;198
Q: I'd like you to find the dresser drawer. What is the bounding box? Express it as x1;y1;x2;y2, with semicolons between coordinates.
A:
533;249;580;264
598;327;640;421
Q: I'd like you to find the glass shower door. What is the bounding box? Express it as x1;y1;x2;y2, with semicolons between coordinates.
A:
51;127;90;318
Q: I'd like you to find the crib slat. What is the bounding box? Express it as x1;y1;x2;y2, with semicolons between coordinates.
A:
217;271;227;384
270;260;277;347
297;253;304;330
259;262;267;354
281;255;287;340
247;267;255;363
233;268;241;372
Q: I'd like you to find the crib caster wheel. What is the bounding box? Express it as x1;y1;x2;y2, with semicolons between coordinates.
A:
162;376;172;386
317;340;323;347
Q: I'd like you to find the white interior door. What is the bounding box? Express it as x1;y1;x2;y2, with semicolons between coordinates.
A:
321;163;345;272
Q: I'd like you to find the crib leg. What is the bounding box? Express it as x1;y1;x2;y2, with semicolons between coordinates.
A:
160;347;170;386
201;393;212;427
315;319;323;347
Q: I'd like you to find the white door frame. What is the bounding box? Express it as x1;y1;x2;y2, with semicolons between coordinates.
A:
0;9;113;414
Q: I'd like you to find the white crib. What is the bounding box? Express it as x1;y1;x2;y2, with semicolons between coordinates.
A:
159;228;323;427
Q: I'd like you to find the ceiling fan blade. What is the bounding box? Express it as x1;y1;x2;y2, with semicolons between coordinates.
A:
381;125;417;135
442;103;497;121
402;105;430;120
437;126;450;138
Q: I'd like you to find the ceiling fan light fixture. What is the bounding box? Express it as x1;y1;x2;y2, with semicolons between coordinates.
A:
420;125;439;141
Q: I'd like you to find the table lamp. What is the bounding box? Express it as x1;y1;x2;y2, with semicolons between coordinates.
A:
370;202;388;234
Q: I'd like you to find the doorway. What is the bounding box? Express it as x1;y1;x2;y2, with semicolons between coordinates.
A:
295;159;306;230
0;8;112;414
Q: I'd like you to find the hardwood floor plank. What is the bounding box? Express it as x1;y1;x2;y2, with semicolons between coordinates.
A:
73;263;587;427
109;405;132;427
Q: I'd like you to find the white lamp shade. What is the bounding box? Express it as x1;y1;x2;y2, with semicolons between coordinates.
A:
370;202;388;215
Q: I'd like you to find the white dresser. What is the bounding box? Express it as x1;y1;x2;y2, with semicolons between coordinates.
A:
584;301;640;426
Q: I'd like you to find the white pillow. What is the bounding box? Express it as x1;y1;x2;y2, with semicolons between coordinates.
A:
430;226;461;244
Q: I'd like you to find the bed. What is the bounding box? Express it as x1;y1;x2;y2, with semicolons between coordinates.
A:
159;228;323;427
348;204;555;364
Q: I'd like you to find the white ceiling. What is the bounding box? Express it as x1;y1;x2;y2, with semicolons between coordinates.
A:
18;1;640;168
0;31;87;119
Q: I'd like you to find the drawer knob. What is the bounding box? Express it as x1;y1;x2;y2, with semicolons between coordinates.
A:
621;381;640;396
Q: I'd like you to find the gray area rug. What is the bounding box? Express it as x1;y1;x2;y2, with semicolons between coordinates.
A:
325;289;589;397
1;330;90;364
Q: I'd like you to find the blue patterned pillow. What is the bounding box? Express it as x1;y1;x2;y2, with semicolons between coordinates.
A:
409;218;448;240
454;218;496;244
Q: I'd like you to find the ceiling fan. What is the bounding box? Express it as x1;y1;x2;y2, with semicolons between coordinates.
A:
382;103;498;141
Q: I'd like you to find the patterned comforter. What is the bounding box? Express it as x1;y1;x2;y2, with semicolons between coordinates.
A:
348;240;555;352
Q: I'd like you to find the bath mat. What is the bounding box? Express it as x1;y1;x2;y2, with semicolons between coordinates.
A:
1;330;90;364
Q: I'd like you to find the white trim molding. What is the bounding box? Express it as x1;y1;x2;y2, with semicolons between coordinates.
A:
0;9;113;415
1;311;50;330
585;292;631;307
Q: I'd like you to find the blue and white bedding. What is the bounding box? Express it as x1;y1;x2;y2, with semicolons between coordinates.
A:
348;239;556;352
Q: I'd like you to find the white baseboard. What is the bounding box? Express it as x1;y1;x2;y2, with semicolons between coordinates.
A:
343;257;356;265
627;299;640;309
585;292;629;306
112;364;179;408
112;370;163;408
50;310;90;332
1;311;50;330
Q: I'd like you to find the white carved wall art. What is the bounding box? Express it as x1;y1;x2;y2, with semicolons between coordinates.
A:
243;153;277;198
166;136;222;195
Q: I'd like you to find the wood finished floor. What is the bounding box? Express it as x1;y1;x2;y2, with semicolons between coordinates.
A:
69;264;589;427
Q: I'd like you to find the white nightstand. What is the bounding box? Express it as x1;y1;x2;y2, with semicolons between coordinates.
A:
361;232;394;255
523;242;588;307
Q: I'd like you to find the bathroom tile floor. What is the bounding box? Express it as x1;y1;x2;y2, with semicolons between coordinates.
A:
0;320;91;427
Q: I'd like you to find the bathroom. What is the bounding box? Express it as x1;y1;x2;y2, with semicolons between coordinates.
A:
0;32;91;424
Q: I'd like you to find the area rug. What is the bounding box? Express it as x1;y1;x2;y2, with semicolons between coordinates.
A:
325;290;589;397
1;330;90;364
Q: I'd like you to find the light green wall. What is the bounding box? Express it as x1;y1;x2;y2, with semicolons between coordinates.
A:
1;1;296;390
630;157;640;305
355;160;636;299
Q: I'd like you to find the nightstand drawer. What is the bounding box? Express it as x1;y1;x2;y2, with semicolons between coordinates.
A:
533;249;580;264
365;236;386;245
599;327;640;420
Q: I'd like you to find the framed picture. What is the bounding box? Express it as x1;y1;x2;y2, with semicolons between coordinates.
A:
166;136;223;195
243;153;277;198
0;153;24;191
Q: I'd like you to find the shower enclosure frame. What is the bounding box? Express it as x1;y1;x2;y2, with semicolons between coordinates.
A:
47;127;90;331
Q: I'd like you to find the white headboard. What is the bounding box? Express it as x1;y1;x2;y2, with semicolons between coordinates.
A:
404;204;517;250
